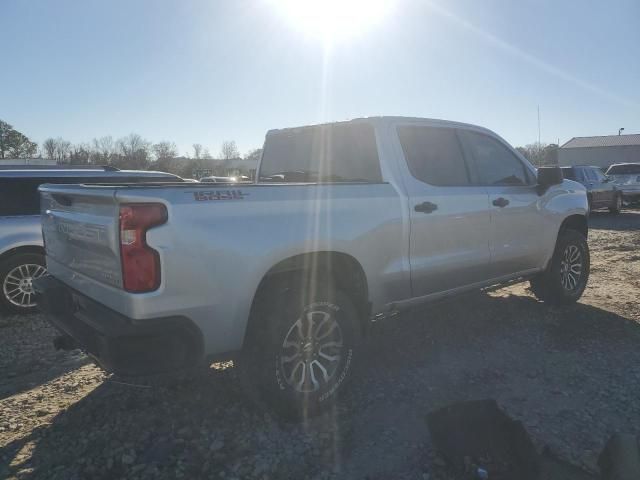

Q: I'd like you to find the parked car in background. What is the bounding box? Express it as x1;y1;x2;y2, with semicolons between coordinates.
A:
560;165;622;214
605;163;640;204
200;176;237;183
35;117;589;416
0;166;183;313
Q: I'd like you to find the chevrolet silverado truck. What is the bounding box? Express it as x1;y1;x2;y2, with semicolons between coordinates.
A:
35;117;590;416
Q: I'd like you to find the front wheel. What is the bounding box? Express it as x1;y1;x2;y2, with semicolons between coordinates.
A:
530;229;590;305
0;252;47;314
238;280;361;419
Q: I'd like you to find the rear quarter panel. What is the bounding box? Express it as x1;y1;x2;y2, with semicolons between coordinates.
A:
0;216;43;257
55;183;409;356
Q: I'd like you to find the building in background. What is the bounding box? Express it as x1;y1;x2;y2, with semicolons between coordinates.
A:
0;158;57;167
558;134;640;168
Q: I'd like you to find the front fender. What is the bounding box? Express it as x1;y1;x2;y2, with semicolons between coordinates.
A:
538;180;588;268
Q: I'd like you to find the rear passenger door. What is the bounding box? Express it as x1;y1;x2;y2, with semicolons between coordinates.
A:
395;124;491;297
458;130;545;278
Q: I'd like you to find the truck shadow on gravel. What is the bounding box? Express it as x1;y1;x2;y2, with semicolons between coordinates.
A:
4;292;640;479
0;314;90;401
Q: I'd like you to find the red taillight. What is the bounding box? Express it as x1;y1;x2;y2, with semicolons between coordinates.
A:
119;203;167;292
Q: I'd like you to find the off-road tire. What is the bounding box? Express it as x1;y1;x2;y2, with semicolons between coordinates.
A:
238;277;360;419
530;229;589;306
0;252;47;314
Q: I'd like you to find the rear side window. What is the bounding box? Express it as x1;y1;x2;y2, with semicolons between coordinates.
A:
259;123;382;183
0;178;42;216
461;131;531;186
397;126;470;186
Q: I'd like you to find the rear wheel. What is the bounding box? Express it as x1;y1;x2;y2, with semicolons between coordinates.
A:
530;229;589;305
609;193;622;214
239;277;361;419
0;252;47;314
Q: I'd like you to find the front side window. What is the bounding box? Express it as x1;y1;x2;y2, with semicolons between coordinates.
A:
397;126;470;186
259;123;382;183
462;131;531;186
561;167;576;180
592;169;607;182
583;168;598;182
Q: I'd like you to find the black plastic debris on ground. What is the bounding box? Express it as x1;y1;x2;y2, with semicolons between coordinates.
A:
426;399;539;480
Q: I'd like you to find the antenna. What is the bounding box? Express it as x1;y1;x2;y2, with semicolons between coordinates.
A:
537;105;541;145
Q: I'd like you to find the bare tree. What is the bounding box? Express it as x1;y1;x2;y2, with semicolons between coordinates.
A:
202;148;212;160
244;148;262;163
116;133;150;169
54;138;72;163
220;140;239;160
92;136;114;164
43;138;57;160
69;143;91;165
516;142;558;167
192;143;203;160
152;141;178;160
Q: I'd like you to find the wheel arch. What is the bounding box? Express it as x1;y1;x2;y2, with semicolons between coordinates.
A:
0;245;46;265
244;251;370;345
559;214;588;238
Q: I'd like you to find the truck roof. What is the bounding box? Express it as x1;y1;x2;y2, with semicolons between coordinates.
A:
265;116;494;136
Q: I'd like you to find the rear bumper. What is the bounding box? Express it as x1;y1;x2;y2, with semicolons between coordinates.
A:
34;275;204;376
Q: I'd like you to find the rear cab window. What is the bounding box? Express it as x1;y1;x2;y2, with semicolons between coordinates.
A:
259;122;382;183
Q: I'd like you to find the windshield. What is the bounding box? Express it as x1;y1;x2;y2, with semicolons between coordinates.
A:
606;164;640;175
259;123;382;183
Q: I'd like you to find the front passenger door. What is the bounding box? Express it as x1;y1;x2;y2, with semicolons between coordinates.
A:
459;130;545;278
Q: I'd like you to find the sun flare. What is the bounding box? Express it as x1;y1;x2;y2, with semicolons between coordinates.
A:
270;0;394;44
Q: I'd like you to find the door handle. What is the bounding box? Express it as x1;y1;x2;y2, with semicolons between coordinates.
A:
492;197;509;208
414;201;438;213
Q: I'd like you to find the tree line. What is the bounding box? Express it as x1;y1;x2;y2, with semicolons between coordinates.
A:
0;119;261;178
1;118;559;178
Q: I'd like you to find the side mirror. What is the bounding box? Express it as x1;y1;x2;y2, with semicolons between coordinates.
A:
536;166;563;194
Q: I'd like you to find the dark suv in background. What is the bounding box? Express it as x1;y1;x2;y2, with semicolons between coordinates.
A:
560;165;622;214
0;166;183;313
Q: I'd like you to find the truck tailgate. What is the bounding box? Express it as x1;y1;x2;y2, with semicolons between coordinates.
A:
40;185;123;289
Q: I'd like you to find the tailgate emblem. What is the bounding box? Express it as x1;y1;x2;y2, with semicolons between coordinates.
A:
191;190;248;201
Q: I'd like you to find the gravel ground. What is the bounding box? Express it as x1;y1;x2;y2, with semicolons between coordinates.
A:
1;210;639;480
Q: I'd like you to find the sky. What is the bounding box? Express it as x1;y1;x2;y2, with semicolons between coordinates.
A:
2;0;639;157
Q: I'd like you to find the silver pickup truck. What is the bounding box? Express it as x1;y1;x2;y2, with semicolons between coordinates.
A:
35;117;589;416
